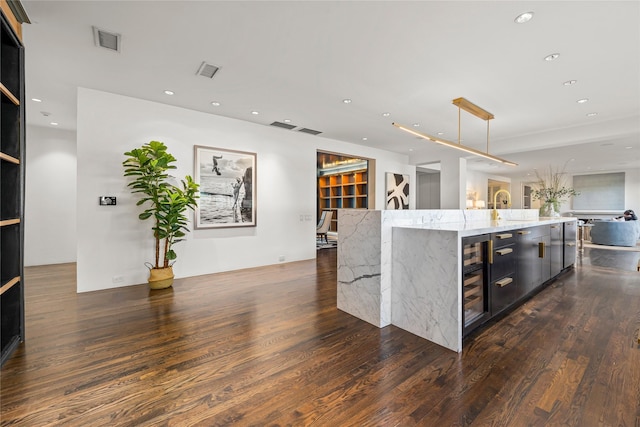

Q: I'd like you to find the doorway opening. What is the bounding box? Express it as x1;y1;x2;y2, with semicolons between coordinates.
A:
316;151;375;233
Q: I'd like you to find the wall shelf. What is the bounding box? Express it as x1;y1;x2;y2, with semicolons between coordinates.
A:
1;4;26;366
318;169;368;232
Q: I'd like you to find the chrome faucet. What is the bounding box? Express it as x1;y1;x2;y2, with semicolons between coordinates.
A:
492;189;512;221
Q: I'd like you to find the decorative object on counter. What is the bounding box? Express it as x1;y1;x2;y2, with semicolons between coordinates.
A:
123;141;199;289
386;173;409;209
532;164;579;217
194;145;256;229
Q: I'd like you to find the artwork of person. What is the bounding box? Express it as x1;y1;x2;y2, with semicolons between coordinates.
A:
232;176;243;209
212;155;223;175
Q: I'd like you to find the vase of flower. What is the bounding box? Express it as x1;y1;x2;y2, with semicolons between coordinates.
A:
532;164;579;217
540;201;559;217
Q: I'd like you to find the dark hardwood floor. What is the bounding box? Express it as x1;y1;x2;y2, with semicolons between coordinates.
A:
2;248;639;426
579;245;640;272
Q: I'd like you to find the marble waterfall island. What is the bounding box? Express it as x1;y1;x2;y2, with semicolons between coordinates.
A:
337;208;574;352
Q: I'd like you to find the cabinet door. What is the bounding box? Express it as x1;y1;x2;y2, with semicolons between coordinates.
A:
516;229;535;297
563;222;577;268
517;227;550;296
491;274;517;316
550;224;563;277
538;234;551;284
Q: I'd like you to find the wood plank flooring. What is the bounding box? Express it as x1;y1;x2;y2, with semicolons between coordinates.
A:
1;249;639;426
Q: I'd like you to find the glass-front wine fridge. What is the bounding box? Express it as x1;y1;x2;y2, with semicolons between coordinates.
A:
462;234;490;336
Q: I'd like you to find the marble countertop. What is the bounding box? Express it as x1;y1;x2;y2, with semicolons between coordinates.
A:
393;216;576;237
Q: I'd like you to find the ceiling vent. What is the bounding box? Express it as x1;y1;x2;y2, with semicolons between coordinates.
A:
196;62;220;79
298;128;322;136
270;121;297;130
92;26;121;52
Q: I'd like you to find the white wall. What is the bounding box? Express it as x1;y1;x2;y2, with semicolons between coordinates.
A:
465;170;488;206
24;125;77;266
75;88;412;292
509;167;640;214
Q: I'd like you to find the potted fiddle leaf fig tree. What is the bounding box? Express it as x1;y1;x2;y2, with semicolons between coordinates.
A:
123;140;199;289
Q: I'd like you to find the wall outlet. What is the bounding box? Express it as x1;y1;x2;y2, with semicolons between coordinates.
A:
278;255;285;262
112;275;124;283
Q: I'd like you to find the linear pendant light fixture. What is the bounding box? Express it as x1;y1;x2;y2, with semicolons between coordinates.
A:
393;97;517;166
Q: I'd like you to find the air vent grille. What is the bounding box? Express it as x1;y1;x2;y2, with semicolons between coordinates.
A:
92;26;121;52
270;121;297;130
298;128;322;136
196;62;220;79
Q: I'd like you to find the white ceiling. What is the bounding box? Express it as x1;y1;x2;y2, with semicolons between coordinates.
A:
20;1;640;179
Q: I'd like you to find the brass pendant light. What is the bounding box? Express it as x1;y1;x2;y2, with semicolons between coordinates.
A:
393;97;517;166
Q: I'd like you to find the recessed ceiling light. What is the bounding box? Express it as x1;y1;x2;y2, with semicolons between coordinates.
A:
283;119;291;123
544;53;560;61
412;123;420;127
50;122;58;126
514;11;534;24
164;90;174;95
362;137;368;141
251;111;259;115
210;101;220;106
576;98;589;104
586;112;597;117
409;148;414;152
625;146;633;149
437;132;444;135
342;99;352;104
32;98;42;102
563;80;577;86
382;112;390;117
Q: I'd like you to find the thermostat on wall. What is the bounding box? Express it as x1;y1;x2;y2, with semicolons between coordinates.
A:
99;196;117;206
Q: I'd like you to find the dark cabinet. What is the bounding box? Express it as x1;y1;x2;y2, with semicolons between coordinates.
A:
462;221;576;339
489;232;517;316
1;6;26;366
550;224;563;277
516;226;550;297
563;221;577;268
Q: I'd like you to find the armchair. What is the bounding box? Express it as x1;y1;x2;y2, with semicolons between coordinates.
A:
590;220;640;247
316;210;334;243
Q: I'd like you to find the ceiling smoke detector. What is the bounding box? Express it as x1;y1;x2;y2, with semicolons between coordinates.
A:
92;26;121;52
196;62;220;79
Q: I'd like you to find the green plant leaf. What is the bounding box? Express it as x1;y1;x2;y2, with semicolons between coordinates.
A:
124;140;200;265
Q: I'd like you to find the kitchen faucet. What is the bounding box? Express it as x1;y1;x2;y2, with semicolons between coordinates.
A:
492;189;511;221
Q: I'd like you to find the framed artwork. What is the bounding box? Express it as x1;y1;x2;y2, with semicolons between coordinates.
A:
194;145;256;228
386;172;409;210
